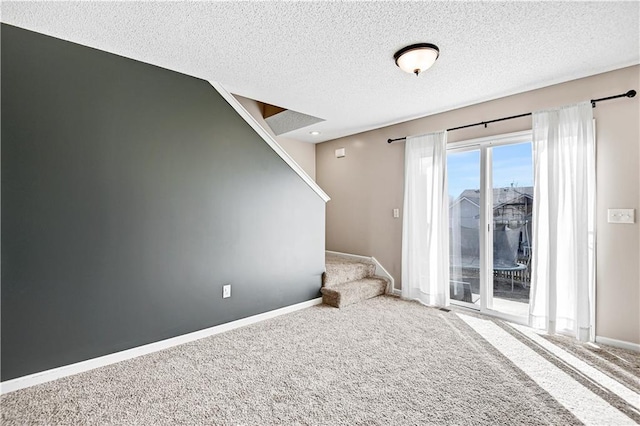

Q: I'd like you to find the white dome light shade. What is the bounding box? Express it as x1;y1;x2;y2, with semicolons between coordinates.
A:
394;43;440;76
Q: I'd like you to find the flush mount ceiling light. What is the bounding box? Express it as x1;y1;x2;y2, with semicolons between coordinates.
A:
309;131;321;136
394;43;440;76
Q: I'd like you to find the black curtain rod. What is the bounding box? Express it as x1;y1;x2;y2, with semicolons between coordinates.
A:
387;89;636;144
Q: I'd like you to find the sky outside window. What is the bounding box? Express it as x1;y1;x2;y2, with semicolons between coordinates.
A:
447;142;533;200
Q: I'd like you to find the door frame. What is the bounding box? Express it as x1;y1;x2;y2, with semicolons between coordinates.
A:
448;130;533;325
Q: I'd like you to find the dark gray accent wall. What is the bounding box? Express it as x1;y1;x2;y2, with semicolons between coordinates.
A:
1;24;325;381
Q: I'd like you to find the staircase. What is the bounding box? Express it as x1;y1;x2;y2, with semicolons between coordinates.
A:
321;253;389;308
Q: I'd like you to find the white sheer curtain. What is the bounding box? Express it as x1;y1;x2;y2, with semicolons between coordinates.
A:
530;102;595;341
401;131;449;307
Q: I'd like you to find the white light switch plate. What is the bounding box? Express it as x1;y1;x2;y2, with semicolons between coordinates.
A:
607;209;635;224
222;284;231;298
393;208;400;218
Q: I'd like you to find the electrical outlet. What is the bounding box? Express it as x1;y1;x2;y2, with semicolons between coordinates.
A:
222;284;231;299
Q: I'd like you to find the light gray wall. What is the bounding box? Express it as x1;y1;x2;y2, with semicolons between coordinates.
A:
1;24;325;381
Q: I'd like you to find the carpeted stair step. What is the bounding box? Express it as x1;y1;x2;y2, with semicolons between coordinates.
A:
323;254;376;287
321;276;388;308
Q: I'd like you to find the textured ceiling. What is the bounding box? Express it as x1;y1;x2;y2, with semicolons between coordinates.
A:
2;2;639;143
265;109;325;136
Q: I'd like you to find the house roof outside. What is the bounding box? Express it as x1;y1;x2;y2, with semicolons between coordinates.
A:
449;196;480;210
452;187;533;210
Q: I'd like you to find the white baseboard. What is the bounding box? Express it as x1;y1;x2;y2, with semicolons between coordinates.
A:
326;250;371;262
370;256;395;294
595;335;640;352
0;297;323;395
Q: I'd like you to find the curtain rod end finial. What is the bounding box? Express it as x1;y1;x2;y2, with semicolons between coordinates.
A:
627;90;636;98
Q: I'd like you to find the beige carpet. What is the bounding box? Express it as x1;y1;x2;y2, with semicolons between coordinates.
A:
321;254;387;308
1;296;637;425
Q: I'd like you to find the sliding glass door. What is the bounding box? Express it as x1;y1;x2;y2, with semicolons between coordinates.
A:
447;132;533;321
448;149;481;308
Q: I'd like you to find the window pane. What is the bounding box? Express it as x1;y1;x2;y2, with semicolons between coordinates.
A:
448;149;481;307
490;142;533;317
